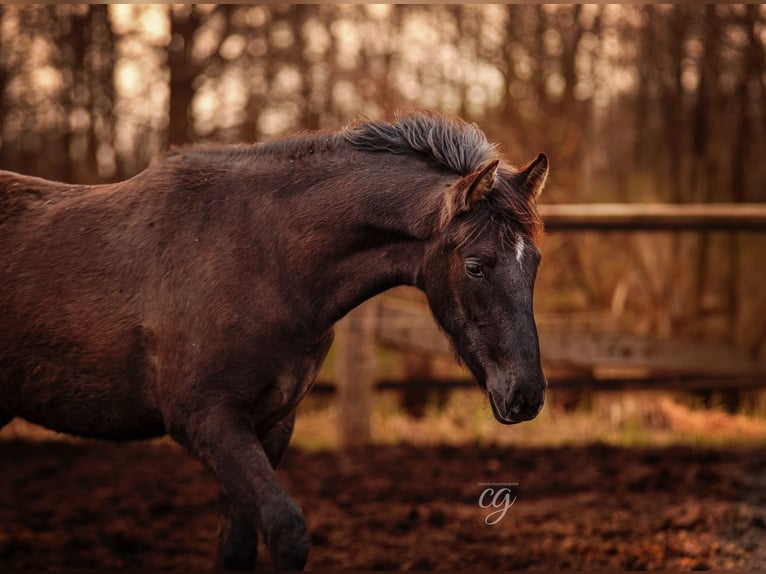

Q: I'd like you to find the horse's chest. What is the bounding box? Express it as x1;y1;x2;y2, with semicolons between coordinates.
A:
256;330;335;423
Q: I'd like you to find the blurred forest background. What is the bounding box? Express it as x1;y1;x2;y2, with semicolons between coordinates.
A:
1;4;765;359
4;11;766;571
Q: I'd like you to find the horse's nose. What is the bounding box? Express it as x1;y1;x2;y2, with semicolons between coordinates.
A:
489;378;546;424
506;385;545;422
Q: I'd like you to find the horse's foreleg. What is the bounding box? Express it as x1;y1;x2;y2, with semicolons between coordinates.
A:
192;408;308;571
215;412;297;571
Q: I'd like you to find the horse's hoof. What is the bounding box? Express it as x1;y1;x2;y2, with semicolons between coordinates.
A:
264;504;309;571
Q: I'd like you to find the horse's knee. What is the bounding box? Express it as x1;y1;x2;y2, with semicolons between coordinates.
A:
263;499;309;570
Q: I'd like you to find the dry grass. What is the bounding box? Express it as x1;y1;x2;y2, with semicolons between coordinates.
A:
3;389;765;449
291;388;766;450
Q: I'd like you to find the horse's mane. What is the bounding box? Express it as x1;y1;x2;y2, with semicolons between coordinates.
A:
184;111;497;176
174;112;496;177
343;112;543;244
342;111;498;176
168;112;544;243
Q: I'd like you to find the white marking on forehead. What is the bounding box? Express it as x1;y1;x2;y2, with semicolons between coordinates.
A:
515;237;525;264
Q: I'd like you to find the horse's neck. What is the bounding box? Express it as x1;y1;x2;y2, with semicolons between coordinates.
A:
285;160;448;330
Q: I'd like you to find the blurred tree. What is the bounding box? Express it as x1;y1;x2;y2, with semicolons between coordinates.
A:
0;3;763;350
168;5;205;146
63;5;117;182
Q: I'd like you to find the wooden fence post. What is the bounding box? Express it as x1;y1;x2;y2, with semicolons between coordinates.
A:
335;300;377;446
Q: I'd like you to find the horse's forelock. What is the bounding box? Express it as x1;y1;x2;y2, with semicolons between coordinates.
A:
491;168;545;245
450;168;544;251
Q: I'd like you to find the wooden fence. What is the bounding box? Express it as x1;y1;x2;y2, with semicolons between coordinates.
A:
333;204;766;444
540;203;766;231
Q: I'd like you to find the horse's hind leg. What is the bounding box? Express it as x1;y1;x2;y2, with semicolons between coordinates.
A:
215;413;298;571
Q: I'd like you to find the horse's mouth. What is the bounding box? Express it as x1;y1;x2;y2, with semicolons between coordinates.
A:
473;367;545;425
475;374;523;425
487;391;520;425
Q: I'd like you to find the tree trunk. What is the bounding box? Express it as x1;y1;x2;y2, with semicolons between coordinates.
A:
168;6;204;147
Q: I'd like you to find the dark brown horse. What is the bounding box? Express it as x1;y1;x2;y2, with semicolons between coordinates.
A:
0;111;548;570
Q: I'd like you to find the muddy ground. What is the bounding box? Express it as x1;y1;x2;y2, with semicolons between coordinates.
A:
1;438;765;570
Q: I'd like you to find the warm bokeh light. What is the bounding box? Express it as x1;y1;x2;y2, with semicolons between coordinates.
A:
1;7;766;570
0;3;764;352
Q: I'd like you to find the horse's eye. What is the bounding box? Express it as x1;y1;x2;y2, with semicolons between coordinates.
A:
465;260;485;279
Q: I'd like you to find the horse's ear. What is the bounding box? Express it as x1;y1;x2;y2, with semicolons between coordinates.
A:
519;153;549;200
454;159;500;213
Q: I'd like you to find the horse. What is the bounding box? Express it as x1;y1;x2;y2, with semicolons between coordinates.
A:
0;111;548;570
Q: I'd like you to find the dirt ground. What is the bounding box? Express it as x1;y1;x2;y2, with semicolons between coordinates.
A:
1;437;765;571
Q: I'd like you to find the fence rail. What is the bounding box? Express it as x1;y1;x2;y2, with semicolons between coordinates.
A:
374;297;764;377
540;203;766;231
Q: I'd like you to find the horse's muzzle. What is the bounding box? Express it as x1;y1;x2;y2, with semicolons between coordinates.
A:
487;380;546;425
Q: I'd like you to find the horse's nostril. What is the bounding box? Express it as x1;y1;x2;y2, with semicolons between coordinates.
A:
507;387;544;421
488;383;544;424
504;387;521;415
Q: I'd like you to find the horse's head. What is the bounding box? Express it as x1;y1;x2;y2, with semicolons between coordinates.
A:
421;153;548;424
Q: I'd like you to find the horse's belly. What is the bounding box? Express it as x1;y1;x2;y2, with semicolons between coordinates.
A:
0;347;165;440
4;377;165;440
